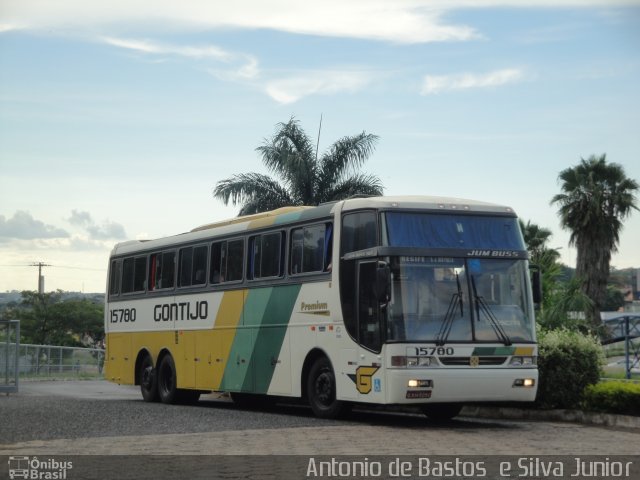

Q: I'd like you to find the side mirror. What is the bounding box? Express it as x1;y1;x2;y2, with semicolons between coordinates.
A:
375;262;391;304
530;265;542;307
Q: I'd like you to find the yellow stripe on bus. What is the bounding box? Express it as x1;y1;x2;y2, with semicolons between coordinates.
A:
209;289;247;390
514;347;534;356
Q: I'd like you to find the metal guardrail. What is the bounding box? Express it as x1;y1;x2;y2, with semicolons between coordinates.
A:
4;343;106;378
602;314;640;379
1;319;20;394
0;323;105;385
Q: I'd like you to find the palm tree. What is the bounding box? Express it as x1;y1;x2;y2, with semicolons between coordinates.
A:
213;117;383;215
551;154;638;326
519;219;562;312
519;219;560;264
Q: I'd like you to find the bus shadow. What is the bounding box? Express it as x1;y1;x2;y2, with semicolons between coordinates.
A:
190;396;520;431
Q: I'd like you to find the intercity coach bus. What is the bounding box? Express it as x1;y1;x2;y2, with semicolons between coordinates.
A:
104;196;539;419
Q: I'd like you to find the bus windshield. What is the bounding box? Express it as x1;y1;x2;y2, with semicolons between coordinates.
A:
386;256;535;343
384;212;525;250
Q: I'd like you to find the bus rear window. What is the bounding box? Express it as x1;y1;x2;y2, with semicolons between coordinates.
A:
109;260;121;296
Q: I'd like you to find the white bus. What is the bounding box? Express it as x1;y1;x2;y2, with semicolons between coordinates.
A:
105;196;539;419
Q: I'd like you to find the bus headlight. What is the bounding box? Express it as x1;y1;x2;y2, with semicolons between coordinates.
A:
513;378;536;387
392;356;435;367
509;356;537;367
408;379;433;388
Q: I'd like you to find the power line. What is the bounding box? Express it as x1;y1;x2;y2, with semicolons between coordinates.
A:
0;264;105;271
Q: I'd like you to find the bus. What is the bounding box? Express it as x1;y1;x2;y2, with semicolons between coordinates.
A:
104;195;539;420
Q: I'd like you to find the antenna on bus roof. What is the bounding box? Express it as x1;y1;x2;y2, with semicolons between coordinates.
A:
315;113;323;163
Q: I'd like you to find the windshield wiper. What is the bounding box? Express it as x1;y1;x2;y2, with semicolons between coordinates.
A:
470;276;511;346
436;274;464;346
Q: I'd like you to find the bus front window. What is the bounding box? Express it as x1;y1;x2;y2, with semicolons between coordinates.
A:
387;257;535;343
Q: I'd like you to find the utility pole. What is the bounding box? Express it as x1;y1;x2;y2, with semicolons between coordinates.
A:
30;262;51;294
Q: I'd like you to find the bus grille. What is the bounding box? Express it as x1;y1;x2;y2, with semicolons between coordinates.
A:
439;356;507;366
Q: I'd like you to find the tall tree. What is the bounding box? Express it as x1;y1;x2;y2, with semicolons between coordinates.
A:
519;219;562;312
551;154;638;326
17;291;104;346
519;219;560;264
213;117;383;215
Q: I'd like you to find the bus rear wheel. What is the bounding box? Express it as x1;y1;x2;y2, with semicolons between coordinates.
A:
157;354;201;405
307;357;346;419
421;403;463;421
157;354;179;404
139;354;158;402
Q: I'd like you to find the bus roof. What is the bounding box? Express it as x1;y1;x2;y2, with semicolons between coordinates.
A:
109;195;516;256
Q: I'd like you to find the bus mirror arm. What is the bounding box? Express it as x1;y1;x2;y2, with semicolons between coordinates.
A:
530;265;542;307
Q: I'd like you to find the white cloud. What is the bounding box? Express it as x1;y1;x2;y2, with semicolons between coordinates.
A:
4;1;639;44
421;68;524;95
1;1;477;44
68;209;93;227
265;71;373;104
66;210;127;240
0;211;70;240
104;36;260;82
0;23;22;33
101;37;231;60
4;1;640;44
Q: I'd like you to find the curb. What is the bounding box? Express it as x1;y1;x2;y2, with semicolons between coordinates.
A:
461;405;640;430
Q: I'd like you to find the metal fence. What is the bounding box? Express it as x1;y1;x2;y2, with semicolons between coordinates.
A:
0;339;104;380
1;320;20;393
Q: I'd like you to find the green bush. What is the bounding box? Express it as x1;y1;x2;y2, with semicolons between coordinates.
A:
536;327;604;409
582;381;640;416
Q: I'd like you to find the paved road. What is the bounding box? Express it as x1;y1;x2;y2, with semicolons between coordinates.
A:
1;380;638;457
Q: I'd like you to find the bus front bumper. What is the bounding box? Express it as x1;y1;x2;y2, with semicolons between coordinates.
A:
385;367;538;404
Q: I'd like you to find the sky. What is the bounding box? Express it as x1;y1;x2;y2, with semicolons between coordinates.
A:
1;0;639;293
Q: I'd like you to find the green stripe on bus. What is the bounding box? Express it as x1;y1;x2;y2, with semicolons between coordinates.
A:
472;346;516;356
219;285;301;393
246;284;301;393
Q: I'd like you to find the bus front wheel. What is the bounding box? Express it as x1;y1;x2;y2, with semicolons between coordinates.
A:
140;354;158;402
307;357;346;419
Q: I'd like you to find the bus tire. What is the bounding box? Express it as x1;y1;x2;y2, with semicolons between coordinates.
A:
140;354;159;402
157;354;179;404
420;403;462;421
307;357;345;419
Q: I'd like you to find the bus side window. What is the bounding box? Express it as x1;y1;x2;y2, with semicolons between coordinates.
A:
340;211;377;255
249;232;283;279
109;260;121;296
179;245;207;288
211;239;244;284
149;251;176;290
210;242;223;283
133;257;147;292
122;256;146;293
290;223;329;275
226;239;244;281
122;258;134;293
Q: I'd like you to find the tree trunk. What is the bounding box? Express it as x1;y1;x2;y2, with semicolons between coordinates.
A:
576;235;610;328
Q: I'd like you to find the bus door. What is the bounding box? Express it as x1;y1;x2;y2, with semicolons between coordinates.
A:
357;260;383;352
355;260;385;399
